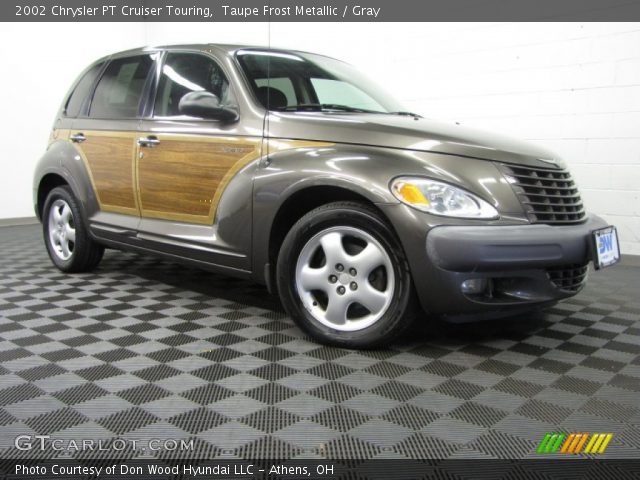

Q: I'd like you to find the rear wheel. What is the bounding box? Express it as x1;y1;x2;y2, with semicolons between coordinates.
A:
277;202;415;348
43;186;104;272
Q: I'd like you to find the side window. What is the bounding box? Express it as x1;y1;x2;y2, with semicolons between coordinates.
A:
90;55;153;119
254;77;296;106
154;52;235;117
65;62;103;117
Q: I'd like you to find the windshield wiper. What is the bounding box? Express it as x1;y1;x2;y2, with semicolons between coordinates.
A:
277;103;379;113
276;104;420;116
390;111;423;118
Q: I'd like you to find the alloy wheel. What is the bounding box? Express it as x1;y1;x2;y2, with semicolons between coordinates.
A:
47;199;76;261
295;226;395;331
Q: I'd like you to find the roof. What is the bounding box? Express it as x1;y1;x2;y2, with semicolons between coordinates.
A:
104;43;337;60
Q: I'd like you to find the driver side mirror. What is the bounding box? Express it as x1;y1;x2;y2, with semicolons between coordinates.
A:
178;91;239;123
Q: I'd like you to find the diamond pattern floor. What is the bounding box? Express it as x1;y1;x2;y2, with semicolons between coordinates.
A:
0;225;638;459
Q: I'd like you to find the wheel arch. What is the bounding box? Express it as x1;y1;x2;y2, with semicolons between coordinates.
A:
263;183;395;293
37;173;70;220
34;139;100;225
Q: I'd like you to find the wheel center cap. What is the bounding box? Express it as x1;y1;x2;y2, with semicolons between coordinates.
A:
338;273;350;285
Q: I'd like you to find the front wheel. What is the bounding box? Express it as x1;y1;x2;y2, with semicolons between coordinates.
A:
276;202;415;348
42;186;104;273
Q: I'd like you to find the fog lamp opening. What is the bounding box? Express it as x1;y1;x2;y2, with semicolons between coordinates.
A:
461;278;488;295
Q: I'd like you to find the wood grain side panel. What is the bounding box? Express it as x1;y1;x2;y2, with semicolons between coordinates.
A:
78;132;138;214
138;137;261;223
136;136;334;225
49;129;70;145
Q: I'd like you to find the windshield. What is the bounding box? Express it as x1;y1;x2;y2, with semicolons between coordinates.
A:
236;49;405;113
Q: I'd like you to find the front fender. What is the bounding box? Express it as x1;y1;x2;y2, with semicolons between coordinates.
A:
255;142;408;211
251;141;526;284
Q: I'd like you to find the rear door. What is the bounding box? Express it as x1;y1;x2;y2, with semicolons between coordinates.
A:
70;53;156;229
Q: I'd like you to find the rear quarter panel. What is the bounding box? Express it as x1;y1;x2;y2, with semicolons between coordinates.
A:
33;131;101;224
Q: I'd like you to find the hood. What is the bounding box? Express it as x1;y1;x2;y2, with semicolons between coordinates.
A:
267;112;565;170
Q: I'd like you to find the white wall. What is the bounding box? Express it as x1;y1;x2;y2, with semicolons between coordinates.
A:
3;22;639;254
0;23;146;219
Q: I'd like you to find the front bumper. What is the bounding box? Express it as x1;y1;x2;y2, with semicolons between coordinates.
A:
423;214;607;320
379;204;608;321
427;214;607;272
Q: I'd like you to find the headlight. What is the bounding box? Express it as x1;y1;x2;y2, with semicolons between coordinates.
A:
390;177;499;219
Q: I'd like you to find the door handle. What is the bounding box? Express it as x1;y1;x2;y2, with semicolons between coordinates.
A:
70;133;86;143
138;136;160;148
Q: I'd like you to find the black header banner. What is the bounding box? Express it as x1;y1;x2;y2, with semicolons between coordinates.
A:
4;0;640;22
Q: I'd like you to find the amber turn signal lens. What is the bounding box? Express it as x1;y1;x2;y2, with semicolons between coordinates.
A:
396;183;429;205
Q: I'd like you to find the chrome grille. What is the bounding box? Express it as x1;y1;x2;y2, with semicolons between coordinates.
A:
500;164;586;224
547;263;589;292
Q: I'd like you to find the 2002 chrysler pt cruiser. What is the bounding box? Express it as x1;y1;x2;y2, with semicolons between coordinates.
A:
34;44;620;348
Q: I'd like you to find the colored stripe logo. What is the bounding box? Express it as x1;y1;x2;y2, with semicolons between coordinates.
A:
583;433;613;454
537;433;612;454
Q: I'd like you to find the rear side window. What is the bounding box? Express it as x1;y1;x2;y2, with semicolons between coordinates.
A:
65;62;103;117
90;55;154;119
154;52;235;117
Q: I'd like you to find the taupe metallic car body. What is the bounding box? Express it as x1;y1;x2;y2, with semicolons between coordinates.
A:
34;44;615;347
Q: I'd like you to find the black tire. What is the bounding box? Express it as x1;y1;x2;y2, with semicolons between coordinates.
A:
42;186;104;273
276;201;416;349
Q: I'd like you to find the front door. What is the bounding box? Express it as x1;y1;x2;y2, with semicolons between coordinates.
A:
136;51;262;269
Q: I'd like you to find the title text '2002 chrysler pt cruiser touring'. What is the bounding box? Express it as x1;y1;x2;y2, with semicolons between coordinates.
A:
34;45;621;348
